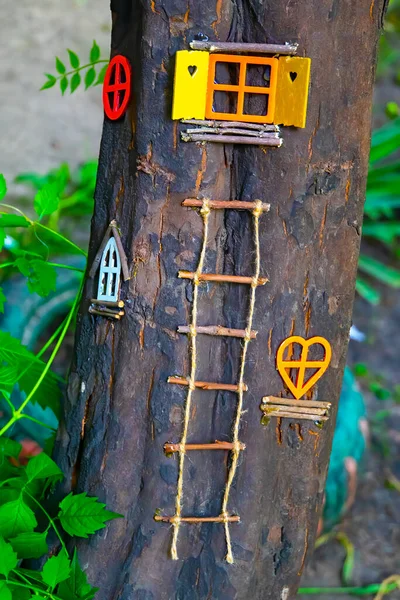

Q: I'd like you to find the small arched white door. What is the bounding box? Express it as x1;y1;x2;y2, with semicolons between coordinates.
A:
97;237;121;302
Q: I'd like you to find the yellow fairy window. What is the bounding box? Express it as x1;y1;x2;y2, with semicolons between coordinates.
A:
205;54;278;124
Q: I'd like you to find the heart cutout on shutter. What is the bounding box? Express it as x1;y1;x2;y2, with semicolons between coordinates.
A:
289;71;298;82
188;65;197;77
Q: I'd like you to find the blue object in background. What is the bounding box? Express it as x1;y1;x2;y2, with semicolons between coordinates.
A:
323;366;367;529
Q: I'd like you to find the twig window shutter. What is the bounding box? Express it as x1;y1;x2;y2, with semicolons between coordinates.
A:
97;237;121;302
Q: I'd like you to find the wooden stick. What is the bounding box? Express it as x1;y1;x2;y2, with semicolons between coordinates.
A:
181;119;279;132
89;307;122;320
262;396;331;410
178;271;268;286
182;133;283;146
177;325;257;339
184;127;280;138
110;222;131;281
89;305;124;316
88;224;112;279
189;41;298;55
164;441;246;453
91;299;125;308
261;404;327;417
182;199;270;212
168;376;248;392
154;515;240;523
263;411;329;422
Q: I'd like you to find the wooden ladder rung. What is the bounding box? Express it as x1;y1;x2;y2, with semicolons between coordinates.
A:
177;325;257;339
164;441;246;453
178;271;268;286
182;199;270;212
168;376;248;392
154;515;240;523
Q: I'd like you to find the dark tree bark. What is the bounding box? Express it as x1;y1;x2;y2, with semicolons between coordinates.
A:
53;1;386;598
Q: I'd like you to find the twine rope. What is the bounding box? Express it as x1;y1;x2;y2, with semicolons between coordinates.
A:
170;199;210;560
221;200;263;563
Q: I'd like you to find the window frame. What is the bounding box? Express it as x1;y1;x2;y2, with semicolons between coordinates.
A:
97;237;121;302
205;54;278;123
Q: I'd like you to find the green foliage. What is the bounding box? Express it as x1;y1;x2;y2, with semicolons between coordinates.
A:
358;118;400;303
41;41;109;94
0;449;118;599
34;182;60;218
42;552;71;590
0;172;89;432
353;363;394;403
0;169;122;599
0;330;62;416
0;536;18;577
58;549;98;600
59;492;123;538
15;258;57;297
0;176;7;202
8;531;48;559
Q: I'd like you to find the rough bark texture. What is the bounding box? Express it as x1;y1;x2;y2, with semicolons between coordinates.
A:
53;1;386;598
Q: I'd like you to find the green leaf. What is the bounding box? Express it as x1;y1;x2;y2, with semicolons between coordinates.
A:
370;118;400;165
70;73;81;94
58;549;98;600
0;288;6;314
7;585;32;600
34;182;60;217
362;221;400;245
60;77;68;96
0;175;7;201
67;49;80;69
0;489;20;508
40;74;57;91
358;254;400;288
15;258;57;298
8;586;32;600
56;57;66;74
59;493;123;538
0;365;18;389
41;551;71;591
95;63;108;86
25;453;63;484
356;277;381;305
0;497;37;539
9;531;48;559
84;67;96;90
89;40;100;63
0;536;18;576
0;438;22;460
0;582;12;600
0;331;62;416
0;228;5;252
27;260;57;297
0;214;30;228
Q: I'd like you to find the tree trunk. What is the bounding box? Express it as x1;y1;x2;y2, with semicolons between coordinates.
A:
53;1;386;598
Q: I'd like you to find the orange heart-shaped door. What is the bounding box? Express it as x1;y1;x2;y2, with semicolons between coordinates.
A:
276;336;332;400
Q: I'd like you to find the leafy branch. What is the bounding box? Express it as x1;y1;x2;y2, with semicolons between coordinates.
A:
41;41;109;95
0;448;122;599
0;172;87;433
